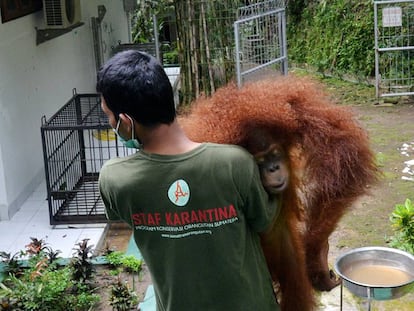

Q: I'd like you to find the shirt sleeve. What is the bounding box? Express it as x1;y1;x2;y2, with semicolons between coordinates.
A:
242;157;281;233
98;164;122;222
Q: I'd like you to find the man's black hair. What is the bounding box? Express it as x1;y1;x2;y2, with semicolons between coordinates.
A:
96;50;176;126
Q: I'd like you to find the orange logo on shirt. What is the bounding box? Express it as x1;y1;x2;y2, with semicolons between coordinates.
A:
174;181;188;203
168;179;190;206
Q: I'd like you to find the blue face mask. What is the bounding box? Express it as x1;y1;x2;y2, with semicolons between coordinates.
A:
113;115;141;149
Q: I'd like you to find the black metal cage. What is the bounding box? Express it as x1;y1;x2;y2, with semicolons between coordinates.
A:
41;90;134;225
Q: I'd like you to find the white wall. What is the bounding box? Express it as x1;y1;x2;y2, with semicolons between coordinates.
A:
0;0;130;220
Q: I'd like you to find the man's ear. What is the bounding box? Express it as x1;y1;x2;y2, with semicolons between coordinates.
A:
117;113;132;135
118;113;129;125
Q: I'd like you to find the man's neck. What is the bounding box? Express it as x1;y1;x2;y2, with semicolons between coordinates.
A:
140;121;201;155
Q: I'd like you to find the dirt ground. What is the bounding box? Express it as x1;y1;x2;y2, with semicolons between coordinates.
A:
319;75;414;310
319;76;414;253
97;74;414;310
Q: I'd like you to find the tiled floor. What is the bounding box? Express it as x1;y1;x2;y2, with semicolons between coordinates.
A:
0;181;106;259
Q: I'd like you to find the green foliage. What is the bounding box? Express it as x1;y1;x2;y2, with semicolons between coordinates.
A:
106;251;124;267
375;152;386;168
0;255;99;310
131;0;174;43
287;0;308;24
162;42;179;65
389;199;414;254
109;278;138;311
105;251;143;274
121;255;143;274
287;0;375;78
45;247;62;264
0;237;148;311
0;251;23;276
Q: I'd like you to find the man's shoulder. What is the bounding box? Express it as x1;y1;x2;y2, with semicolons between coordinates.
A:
205;142;251;155
101;153;138;172
203;143;255;165
102;157;126;168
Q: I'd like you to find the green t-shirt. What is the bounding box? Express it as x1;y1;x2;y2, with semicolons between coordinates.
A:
99;143;280;311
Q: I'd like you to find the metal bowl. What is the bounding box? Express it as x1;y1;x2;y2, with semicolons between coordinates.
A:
334;246;414;300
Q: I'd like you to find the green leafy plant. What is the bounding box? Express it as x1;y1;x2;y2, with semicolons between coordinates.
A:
389;198;414;254
287;0;375;78
131;0;174;44
0;251;23;276
105;251;143;273
0;295;19;311
162;42;179;65
0;256;99;310
43;246;62;264
109;277;138;311
121;255;143;274
106;251;125;267
1;237;147;310
70;238;96;284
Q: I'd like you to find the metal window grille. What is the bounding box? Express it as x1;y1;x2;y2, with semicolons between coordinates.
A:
41;90;135;225
234;0;288;87
374;0;414;97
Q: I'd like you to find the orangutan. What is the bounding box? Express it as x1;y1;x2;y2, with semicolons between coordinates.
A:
179;76;379;311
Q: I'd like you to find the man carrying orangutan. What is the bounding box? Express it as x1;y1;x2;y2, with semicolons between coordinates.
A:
179;76;379;311
97;50;281;310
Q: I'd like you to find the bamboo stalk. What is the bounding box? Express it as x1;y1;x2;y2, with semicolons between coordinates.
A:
173;0;241;103
188;0;200;98
200;0;215;94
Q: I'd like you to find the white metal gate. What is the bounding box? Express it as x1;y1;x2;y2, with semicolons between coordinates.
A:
375;0;414;97
234;0;288;87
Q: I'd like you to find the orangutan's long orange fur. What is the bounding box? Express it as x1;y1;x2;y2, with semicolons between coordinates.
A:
179;76;379;311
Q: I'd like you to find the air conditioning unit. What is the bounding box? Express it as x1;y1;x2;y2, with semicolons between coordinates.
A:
43;0;81;29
